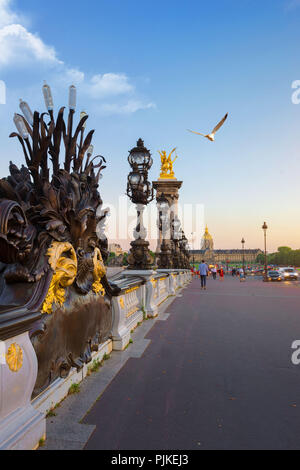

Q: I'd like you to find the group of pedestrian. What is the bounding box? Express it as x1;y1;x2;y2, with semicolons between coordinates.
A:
232;267;246;282
191;261;225;290
191;263;247;289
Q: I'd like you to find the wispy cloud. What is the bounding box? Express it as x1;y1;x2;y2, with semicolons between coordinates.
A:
0;0;20;28
88;73;134;98
0;0;155;115
0;24;62;67
285;0;300;10
99;100;156;115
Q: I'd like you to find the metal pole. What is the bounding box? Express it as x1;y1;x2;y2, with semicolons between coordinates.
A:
262;222;268;282
241;238;245;274
264;229;267;281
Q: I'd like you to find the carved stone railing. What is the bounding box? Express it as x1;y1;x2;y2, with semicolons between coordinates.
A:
109;269;192;351
111;277;145;351
152;274;170;307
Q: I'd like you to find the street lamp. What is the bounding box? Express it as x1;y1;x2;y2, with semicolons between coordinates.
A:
181;232;190;268
126;138;154;270
191;232;195;267
178;229;185;269
262;222;268;282
156;193;172;269
241;238;245;274
171;215;181;269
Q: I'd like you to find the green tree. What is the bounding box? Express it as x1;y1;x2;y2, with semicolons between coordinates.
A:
277;247;292;266
122;252;128;266
256;254;265;264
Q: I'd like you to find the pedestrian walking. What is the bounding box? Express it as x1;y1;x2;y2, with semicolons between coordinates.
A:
219;267;224;281
212;266;217;280
239;268;246;282
198;260;209;290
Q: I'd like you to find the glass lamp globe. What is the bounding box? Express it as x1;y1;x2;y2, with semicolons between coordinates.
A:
128;138;152;172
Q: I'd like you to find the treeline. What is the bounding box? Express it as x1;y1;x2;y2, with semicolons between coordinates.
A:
256;246;300;267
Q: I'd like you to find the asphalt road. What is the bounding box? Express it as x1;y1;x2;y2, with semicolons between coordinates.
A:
83;276;300;450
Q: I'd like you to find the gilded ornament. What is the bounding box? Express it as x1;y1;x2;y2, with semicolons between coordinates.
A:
6;343;23;372
92;248;106;296
42;242;78;314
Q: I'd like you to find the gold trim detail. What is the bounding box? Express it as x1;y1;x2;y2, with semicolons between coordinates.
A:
42;242;78;314
126;307;139;318
6;343;23;372
159;277;167;281
119;297;125;309
92;248;106;296
125;286;139;295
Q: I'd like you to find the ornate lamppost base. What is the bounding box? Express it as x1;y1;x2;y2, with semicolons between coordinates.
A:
127;239;154;271
157;240;173;270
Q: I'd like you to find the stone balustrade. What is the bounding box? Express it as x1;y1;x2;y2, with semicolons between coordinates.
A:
110;269;192;351
2;268;191;449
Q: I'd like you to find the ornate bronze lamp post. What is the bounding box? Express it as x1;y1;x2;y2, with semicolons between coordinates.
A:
180;232;190;268
171;215;181;269
126;138;154;270
191;232;196;267
156;192;172;269
262;222;268;282
178;229;186;269
241;237;245;274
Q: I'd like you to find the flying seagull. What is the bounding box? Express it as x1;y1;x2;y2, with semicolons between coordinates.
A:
187;113;228;141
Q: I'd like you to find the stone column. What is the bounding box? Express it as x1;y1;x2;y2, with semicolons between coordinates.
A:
0;330;45;450
152;180;183;254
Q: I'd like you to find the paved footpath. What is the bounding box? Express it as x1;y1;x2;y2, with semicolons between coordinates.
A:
82;276;300;450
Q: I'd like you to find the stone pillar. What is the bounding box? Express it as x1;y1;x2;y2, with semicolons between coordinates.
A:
152;180;182;254
0;331;45;450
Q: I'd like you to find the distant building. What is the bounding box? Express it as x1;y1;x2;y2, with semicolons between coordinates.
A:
191;226;263;265
108;243;124;257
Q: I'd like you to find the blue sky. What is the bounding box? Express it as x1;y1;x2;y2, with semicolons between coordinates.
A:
0;0;300;251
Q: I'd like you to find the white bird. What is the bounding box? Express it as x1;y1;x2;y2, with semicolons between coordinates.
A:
187;113;228;141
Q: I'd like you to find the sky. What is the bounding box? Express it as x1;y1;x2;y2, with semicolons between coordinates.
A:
0;0;300;252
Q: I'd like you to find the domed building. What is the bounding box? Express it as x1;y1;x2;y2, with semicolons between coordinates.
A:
200;226;215;264
191;226;263;265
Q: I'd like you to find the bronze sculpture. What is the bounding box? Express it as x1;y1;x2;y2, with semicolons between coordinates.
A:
0;84;119;396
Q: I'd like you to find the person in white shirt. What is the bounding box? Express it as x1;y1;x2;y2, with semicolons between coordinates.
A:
198;260;209;290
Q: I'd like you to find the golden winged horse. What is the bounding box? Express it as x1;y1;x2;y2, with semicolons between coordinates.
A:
158;148;178;179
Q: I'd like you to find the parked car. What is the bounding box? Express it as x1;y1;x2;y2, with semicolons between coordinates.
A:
254;269;265;276
278;267;299;281
267;270;282;282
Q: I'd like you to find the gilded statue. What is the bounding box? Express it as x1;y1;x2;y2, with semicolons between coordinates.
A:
158;148;178;179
